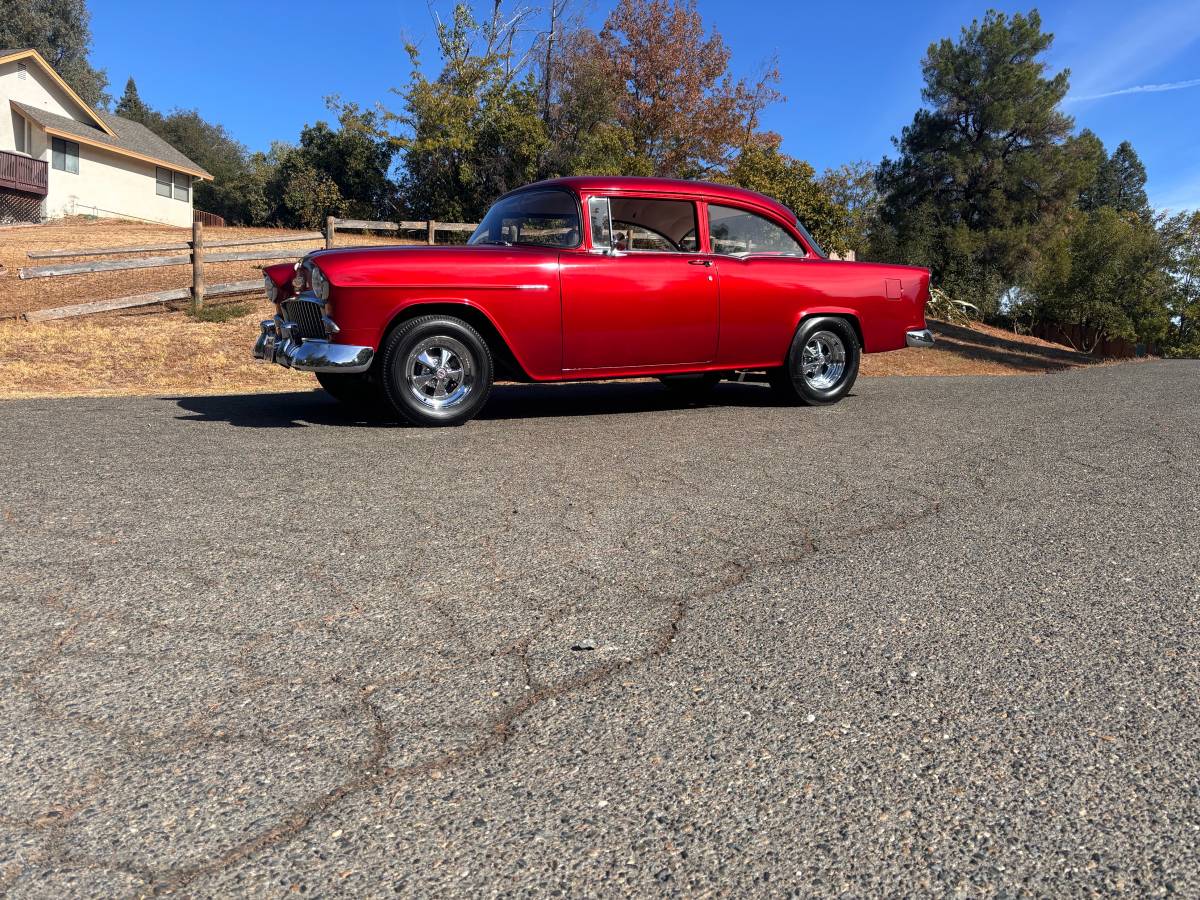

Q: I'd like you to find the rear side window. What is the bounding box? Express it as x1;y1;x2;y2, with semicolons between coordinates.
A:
708;204;804;257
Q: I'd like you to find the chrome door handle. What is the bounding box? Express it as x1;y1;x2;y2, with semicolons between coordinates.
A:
688;259;714;266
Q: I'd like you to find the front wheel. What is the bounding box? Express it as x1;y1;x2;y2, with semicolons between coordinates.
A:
768;316;860;406
380;315;494;426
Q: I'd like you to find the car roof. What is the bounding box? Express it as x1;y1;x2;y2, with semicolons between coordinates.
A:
512;176;797;222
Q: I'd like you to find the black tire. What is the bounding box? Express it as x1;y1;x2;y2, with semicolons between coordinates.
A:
768;316;860;406
315;371;386;411
380;315;494;426
658;372;722;400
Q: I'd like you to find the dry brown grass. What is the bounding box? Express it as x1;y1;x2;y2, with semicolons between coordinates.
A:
0;299;308;398
0;307;1119;401
0;217;420;319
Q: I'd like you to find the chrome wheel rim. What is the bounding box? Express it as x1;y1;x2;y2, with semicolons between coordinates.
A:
404;337;474;411
798;330;847;390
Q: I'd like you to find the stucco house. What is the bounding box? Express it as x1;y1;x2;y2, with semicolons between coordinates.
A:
1;48;211;227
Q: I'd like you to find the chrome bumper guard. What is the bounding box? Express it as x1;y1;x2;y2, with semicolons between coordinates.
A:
253;316;374;374
905;328;935;349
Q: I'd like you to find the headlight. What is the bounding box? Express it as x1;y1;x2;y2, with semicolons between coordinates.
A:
263;274;278;302
311;265;331;301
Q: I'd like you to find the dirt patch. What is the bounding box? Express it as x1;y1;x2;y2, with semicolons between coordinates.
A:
860;320;1105;376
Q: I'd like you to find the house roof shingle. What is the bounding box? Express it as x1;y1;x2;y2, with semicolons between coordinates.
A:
12;101;212;179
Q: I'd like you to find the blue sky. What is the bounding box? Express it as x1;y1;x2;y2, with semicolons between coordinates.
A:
88;0;1200;211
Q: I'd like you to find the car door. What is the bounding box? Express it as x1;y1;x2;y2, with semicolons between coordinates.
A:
705;202;816;367
559;195;719;371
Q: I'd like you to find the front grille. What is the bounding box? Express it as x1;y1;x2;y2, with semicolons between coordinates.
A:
282;298;325;340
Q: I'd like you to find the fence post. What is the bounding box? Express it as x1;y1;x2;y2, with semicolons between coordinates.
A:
427;220;437;246
326;215;335;250
190;220;205;314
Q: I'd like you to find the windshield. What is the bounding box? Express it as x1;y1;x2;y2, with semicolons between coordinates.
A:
793;217;827;259
468;190;582;249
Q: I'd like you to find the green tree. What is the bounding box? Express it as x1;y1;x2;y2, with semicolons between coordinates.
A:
0;0;109;107
876;10;1086;314
820;161;880;258
1028;207;1174;350
265;145;346;230
721;137;849;256
1161;210;1200;357
293;101;397;221
392;3;549;221
155;109;268;225
114;76;157;127
1083;140;1151;218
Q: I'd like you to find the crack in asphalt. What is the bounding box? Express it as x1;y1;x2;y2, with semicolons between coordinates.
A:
4;490;947;894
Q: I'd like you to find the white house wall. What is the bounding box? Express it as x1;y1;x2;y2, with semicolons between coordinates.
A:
44;142;194;228
0;58;84;148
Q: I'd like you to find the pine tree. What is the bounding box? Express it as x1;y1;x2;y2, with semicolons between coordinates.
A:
115;77;154;125
875;11;1089;313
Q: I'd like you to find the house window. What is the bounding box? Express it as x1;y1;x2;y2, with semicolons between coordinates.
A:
17;62;28;80
52;138;79;174
156;167;172;197
173;171;190;203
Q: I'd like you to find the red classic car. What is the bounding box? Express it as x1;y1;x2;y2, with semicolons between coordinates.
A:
254;176;933;426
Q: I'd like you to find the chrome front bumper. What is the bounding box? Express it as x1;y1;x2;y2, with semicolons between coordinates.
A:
253;316;374;373
905;328;935;349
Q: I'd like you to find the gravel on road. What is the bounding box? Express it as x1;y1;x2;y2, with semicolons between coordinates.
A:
1;361;1197;896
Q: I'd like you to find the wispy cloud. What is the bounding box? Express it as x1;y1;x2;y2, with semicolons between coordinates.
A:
1066;0;1200;97
1067;77;1200;103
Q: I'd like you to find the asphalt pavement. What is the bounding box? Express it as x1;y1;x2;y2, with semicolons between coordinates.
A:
1;361;1198;897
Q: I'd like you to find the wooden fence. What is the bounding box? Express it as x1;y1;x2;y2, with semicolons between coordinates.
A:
19;216;477;322
324;216;477;247
193;209;226;228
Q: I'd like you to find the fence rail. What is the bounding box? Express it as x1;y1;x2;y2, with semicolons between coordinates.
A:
21;217;479;322
326;216;477;247
193;209;225;227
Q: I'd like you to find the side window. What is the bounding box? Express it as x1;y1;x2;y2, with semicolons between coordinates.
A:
708;204;804;257
156;167;172;197
593;197;699;253
52;138;79;174
173;171;190;202
588;197;613;249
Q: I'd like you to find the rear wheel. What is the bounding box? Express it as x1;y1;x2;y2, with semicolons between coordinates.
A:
768;316;860;406
380;315;494;426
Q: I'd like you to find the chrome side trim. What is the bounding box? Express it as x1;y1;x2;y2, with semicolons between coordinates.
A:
905;328;935;349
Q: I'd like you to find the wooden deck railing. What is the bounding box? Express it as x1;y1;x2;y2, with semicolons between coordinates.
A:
0;150;48;196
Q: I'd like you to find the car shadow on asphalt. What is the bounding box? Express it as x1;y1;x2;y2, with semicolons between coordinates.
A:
173;381;795;429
